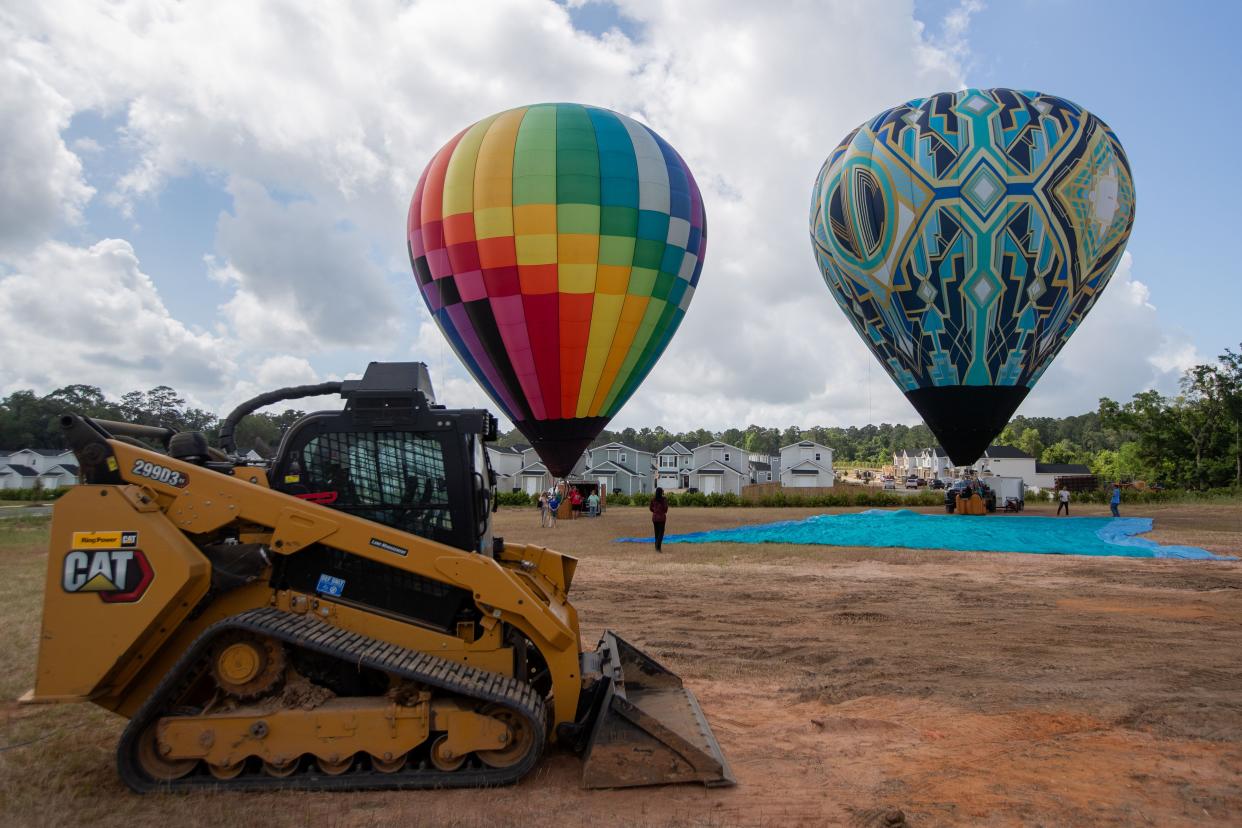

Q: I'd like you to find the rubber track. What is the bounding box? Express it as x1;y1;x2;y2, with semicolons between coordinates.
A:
117;606;547;792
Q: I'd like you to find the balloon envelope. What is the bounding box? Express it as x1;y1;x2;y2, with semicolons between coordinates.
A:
810;88;1134;465
409;103;706;476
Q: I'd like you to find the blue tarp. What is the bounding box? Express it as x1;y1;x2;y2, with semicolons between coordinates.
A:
617;509;1236;560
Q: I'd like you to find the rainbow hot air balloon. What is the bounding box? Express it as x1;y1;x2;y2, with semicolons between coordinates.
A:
810;88;1134;465
408;103;705;477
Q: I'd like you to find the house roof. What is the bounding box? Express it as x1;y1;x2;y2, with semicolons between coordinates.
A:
7;448;73;457
751;461;771;471
657;442;692;455
1035;463;1091;475
488;445;523;455
585;459;639;476
43;464;80;475
929;446;947;457
983;445;1033;459
518;462;548;475
695;459;744;475
785;459;832;473
779;440;832;452
1;464;39;476
593;441;644;454
511;443;532;453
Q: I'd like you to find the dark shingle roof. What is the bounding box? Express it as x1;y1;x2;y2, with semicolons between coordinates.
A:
985;445;1033;459
1;464;39;476
1036;463;1091;475
751;461;771;471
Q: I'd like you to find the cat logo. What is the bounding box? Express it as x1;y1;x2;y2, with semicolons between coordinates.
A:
61;548;154;603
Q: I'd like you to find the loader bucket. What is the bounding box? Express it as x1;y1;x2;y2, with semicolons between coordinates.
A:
581;631;735;789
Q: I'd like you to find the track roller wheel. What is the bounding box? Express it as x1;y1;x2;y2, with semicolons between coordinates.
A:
428;734;465;772
208;760;246;780
316;755;354;776
211;632;287;700
263;758;299;778
135;721;196;781
476;705;535;769
370;752;407;773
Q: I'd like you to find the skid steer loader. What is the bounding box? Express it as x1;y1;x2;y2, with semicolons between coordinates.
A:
21;362;733;792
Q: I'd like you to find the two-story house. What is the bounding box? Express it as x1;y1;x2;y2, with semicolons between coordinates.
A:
486;444;526;492
915;446;951;481
892;449;912;478
688;441;749;495
747;452;780;483
779;441;834;487
583;442;653;495
654;441;697;490
0;448;80;490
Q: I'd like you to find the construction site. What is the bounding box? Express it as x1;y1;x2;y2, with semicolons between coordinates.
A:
3;493;1239;826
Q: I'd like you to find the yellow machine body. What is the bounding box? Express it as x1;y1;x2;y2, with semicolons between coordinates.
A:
25;406;733;792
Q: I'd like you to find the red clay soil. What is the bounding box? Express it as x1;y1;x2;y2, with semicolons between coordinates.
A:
2;502;1239;827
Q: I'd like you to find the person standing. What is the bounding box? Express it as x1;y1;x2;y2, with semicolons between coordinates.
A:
649;487;669;552
547;489;561;527
1057;486;1070;516
570;487;583;519
537;491;549;527
1110;483;1121;518
587;490;600;517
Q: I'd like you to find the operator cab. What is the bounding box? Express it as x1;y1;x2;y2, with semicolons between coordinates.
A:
262;363;499;555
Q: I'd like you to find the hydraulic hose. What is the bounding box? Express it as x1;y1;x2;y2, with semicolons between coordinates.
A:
217;382;343;455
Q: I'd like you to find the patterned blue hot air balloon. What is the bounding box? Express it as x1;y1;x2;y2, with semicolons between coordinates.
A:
810;88;1135;464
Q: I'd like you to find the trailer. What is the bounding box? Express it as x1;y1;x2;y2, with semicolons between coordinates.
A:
987;475;1026;512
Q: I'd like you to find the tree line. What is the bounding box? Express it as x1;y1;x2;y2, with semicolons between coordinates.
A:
0;385;303;456
3;343;1238;490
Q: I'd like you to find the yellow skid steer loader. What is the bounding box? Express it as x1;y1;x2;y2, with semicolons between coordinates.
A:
21;362;733;792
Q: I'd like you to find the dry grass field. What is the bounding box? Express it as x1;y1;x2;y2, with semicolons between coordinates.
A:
2;502;1240;827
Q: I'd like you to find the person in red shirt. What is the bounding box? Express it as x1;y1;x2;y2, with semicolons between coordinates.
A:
570;487;583;518
649;487;669;552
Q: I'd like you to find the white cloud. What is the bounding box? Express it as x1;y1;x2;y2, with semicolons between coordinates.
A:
0;239;231;399
0;56;94;255
0;0;1195;435
211;177;398;352
1020;252;1202;414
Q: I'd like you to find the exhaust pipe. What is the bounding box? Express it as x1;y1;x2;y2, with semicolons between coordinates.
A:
580;632;735;789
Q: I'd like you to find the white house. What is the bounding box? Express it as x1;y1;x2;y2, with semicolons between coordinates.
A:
915;446;952;481
486;444;526;492
956;446;1092;491
968;445;1036;480
583;442;653;496
892;449;912;477
689;441;749;495
779;441;835;488
0;448;79;490
654;441;697;490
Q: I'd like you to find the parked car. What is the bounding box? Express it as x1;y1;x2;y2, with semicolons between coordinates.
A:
882;478;896;490
904;475;920;489
944;479;996;513
929;478;945;490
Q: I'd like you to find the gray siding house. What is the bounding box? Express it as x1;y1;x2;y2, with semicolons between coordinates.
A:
584;443;653;496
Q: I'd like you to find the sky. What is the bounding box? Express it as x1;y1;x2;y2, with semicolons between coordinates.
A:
1;0;1238;432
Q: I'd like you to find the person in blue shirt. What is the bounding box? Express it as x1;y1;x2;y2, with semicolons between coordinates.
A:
547;490;561;527
1110;483;1121;518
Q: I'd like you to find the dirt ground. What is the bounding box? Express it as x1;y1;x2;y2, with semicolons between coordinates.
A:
2;502;1240;827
